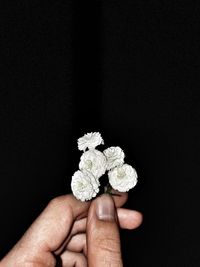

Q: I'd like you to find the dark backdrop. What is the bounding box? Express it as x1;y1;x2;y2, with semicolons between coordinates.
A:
1;1;200;266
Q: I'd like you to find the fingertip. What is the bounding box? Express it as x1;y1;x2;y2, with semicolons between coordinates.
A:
131;210;143;228
117;209;143;229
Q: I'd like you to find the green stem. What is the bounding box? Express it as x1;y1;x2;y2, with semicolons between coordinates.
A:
104;184;121;197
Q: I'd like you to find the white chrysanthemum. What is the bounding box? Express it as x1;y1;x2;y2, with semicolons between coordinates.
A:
108;164;138;192
78;132;104;151
103;146;125;170
79;149;107;179
71;170;99;201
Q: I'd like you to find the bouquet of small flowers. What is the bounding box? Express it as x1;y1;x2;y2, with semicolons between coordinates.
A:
71;132;138;201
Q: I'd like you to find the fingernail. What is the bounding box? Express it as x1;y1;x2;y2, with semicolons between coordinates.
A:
96;194;115;221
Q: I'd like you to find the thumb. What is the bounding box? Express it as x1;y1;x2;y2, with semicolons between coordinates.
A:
87;194;123;267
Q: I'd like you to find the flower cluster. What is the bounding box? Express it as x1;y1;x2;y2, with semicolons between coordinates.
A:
71;132;138;201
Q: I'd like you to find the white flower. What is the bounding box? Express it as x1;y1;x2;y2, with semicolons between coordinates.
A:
103;146;125;170
108;164;138;192
71;170;99;201
78;132;104;151
79;149;107;179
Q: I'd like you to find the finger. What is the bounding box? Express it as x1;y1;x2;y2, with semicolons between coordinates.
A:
54;191;127;255
87;194;123;267
54;217;87;255
15;195;91;253
111;190;128;208
55;207;142;255
66;233;87;255
34;191;127;253
60;251;87;267
117;208;143;229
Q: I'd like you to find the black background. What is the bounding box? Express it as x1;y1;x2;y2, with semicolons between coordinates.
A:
1;1;200;266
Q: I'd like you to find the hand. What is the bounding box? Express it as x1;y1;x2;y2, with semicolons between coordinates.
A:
1;193;142;267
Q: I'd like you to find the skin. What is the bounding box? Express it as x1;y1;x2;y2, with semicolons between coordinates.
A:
0;192;143;267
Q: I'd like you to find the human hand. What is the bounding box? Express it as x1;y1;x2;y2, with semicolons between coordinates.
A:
1;193;142;267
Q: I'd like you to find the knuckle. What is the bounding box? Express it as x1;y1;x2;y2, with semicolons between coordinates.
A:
48;195;65;208
48;197;60;207
95;236;123;265
97;236;121;255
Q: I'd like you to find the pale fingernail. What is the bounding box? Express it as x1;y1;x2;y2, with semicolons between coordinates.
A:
96;194;115;221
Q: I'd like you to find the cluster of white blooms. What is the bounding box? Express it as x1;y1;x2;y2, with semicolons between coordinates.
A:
71;132;138;201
